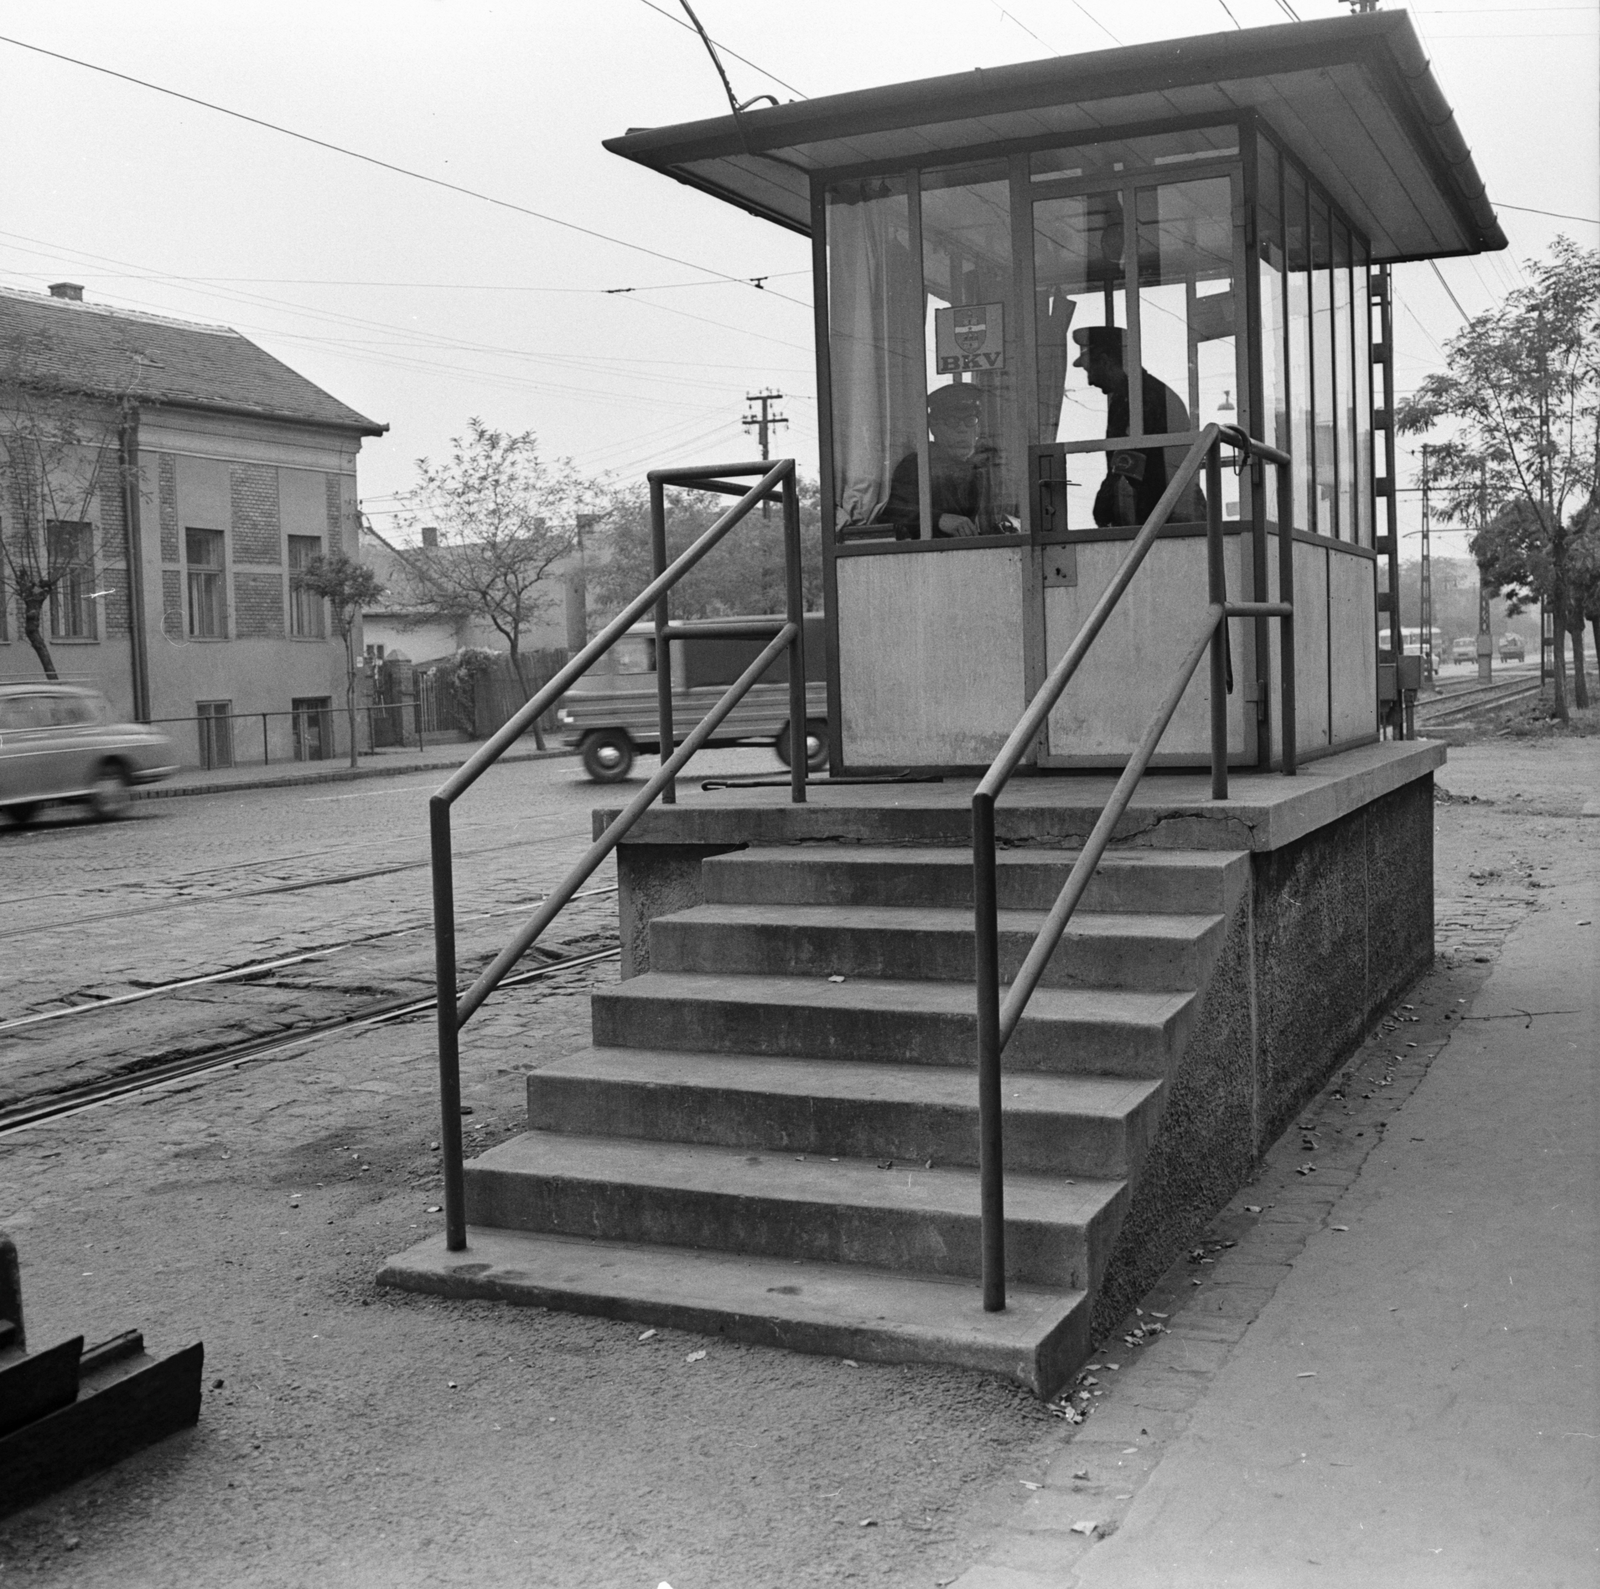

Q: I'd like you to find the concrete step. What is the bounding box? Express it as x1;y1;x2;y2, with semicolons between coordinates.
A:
377;1227;1092;1397
593;972;1194;1077
463;1131;1126;1291
649;902;1222;992
527;1046;1165;1178
702;844;1248;915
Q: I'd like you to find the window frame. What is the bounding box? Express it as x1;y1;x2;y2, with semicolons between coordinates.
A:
287;535;326;639
185;526;228;640
46;520;98;641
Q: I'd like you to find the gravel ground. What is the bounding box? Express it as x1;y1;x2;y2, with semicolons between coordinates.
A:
1;734;1593;1588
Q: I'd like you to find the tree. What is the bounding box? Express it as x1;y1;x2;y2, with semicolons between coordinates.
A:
400;420;598;749
1397;238;1600;721
588;474;823;623
0;380;129;681
293;552;385;769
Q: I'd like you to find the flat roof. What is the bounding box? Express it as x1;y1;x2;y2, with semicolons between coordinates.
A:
606;12;1503;263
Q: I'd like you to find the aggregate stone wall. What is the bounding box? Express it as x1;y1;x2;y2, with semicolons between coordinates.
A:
616;842;740;978
1252;773;1433;1147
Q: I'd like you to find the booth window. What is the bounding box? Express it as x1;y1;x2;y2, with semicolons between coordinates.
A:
1257;138;1290;491
1284;162;1313;537
826;175;920;542
1352;232;1373;545
1136;177;1236;519
1310;196;1337;538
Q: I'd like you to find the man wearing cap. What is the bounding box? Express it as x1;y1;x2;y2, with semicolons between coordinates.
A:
1072;327;1204;528
882;384;995;540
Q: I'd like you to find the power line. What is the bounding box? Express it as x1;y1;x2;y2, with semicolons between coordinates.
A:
0;31;809;309
993;4;1063;52
1495;200;1600;226
1217;0;1244;28
635;0;808;98
1068;0;1122;45
1429;260;1472;325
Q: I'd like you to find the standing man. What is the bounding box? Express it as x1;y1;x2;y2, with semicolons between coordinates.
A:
1072;327;1205;528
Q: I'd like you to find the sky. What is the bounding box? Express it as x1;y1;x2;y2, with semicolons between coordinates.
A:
2;0;1595;558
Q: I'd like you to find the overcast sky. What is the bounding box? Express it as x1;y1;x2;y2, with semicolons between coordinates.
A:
3;0;1595;557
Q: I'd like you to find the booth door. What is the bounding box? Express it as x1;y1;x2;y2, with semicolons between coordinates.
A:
1028;168;1255;768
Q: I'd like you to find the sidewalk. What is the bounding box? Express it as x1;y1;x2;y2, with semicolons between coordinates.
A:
961;838;1598;1587
130;739;572;801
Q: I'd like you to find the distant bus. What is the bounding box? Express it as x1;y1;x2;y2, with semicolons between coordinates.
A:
1395;625;1443;663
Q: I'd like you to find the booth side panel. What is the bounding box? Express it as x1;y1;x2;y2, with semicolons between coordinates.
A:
836;547;1027;768
1293;539;1332;751
1329;548;1380;745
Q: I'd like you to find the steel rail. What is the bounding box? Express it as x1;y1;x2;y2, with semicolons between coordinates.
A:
973;425;1297;1312
0;945;620;1137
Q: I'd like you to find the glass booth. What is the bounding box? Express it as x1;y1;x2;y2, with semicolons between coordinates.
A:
606;15;1505;775
823;122;1379;771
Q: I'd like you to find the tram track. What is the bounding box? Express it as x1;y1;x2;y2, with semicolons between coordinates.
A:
0;942;620;1136
1416;677;1542;726
0;884;619;1035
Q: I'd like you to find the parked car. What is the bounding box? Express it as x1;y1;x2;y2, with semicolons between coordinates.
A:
0;684;177;823
555;615;828;782
1497;633;1527;662
1450;636;1478;664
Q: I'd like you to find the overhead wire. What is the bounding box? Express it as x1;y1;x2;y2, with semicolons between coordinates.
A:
635;0;808;98
0;31;810;309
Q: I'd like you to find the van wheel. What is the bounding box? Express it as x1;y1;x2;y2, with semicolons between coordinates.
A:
5;802;39;827
581;729;634;782
775;719;829;772
86;763;132;821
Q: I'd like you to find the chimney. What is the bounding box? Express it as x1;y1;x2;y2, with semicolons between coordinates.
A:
421;526;438;550
48;282;85;302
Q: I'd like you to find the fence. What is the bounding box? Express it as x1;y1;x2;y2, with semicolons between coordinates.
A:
147;699;425;770
411;651;568;742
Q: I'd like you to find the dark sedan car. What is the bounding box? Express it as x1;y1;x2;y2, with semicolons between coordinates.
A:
0;684;177;823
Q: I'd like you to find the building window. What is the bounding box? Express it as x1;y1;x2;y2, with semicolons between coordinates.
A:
196;700;234;770
288;535;325;638
292;696;333;761
47;521;96;640
186;527;226;638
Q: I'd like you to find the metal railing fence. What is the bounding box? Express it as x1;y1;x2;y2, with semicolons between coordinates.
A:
146;699;425;769
430;459;807;1250
973;424;1296;1311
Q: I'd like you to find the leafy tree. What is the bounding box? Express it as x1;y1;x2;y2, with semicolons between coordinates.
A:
293;552;386;769
0;380;129;681
1398;237;1600;721
588;474;823;623
400;419;599;748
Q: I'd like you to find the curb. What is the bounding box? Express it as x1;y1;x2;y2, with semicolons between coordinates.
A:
131;746;575;802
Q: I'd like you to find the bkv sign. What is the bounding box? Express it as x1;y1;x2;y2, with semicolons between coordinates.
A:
935;302;1005;373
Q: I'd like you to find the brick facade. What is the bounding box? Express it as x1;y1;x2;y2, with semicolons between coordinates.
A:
161;568;183;638
234;571;286;639
101;565;132;639
157;453;179;563
325;473;344;554
230;464;280;564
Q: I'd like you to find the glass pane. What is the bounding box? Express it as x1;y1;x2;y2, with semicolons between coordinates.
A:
825;175;920;542
1310;196;1336;538
1030;125;1240;182
1033;186;1127;530
1285;164;1312;535
1353;234;1373;545
1128;175;1233;525
1257;138;1289;519
907;162;1020;538
1333;218;1354;544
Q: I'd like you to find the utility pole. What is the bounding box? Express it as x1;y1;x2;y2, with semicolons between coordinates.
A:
1476;460;1493;683
742;391;787;518
1419;444;1435;690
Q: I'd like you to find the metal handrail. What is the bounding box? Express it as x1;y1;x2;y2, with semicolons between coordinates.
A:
430;458;807;1251
973;425;1295;1311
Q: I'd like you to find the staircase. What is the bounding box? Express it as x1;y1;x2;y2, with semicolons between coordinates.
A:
383;840;1248;1397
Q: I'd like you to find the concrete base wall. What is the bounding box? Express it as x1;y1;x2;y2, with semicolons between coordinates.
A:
611;758;1436;1346
1090;772;1434;1334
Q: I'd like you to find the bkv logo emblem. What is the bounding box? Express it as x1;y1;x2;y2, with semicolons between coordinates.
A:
936;301;1005;373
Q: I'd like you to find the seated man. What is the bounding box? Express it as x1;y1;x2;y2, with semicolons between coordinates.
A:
882;383;996;540
1071;327;1206;528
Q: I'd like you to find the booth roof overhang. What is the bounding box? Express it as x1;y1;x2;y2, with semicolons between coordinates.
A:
605;11;1503;264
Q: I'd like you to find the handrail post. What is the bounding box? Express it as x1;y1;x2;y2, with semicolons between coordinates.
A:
782;465;807;804
972;791;1005;1312
430;796;466;1252
1276;454;1298;774
650;477;677;804
1206;445;1229;800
